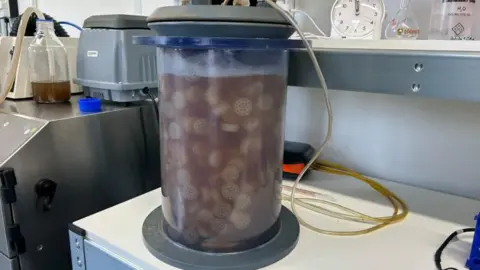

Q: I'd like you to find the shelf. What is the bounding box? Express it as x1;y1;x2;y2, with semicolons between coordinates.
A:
288;40;480;102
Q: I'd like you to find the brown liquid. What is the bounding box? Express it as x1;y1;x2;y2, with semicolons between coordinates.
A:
31;81;71;103
160;74;286;252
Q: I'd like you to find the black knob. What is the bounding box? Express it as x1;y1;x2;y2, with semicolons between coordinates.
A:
35;179;57;212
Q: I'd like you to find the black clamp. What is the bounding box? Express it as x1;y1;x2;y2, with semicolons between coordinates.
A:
7;224;26;254
0;167;18;204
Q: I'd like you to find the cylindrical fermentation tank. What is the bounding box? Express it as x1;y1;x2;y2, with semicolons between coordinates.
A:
159;44;287;252
138;4;301;269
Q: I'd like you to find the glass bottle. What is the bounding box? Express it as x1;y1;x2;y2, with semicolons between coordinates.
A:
175;0;191;5
28;19;71;103
276;0;295;12
233;0;250;6
385;0;420;40
428;0;476;40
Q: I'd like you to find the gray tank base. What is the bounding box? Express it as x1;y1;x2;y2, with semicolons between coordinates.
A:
142;206;300;270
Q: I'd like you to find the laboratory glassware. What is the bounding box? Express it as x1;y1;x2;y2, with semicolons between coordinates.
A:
28;19;71;103
385;0;420;39
429;0;476;40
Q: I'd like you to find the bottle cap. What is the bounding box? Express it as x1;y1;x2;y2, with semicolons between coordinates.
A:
78;98;101;113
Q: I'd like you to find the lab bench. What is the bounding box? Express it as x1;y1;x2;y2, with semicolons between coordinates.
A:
289;40;480;102
69;171;479;270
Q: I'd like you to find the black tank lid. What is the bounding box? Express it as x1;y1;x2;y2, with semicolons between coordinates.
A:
148;5;289;25
147;6;294;39
83;14;149;30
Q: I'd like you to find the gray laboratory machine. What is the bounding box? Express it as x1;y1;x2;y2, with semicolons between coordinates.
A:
0;97;159;270
74;15;158;102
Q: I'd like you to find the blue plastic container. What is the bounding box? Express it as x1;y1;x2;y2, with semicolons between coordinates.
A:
467;214;480;269
78;98;101;114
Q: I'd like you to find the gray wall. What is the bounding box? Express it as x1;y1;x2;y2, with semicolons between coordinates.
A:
284;0;480;199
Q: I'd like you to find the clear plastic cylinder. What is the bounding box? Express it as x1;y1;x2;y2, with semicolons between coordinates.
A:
158;48;287;252
428;0;477;40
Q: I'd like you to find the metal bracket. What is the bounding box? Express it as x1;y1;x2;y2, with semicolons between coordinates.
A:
69;225;87;270
287;49;480;102
0;168;17;204
6;224;25;255
0;167;24;255
1;186;16;204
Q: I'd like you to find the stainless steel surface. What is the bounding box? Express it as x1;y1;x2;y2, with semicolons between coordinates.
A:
0;97;159;270
288;49;480;102
0;114;46;165
0;95;135;121
0;114;45;257
0;253;20;270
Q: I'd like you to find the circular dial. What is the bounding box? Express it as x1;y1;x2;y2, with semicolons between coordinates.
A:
331;0;385;38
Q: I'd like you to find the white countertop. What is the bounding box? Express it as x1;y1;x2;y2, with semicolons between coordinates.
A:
74;171;480;270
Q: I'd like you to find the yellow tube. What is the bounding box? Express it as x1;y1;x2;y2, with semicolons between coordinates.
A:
281;161;408;236
265;0;408;236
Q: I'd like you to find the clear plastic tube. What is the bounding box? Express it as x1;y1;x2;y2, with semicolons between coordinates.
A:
265;0;408;236
291;9;327;37
0;7;45;104
276;0;295;12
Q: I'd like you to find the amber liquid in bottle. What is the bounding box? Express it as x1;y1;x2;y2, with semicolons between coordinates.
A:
31;81;71;103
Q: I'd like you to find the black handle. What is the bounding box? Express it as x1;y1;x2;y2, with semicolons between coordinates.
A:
35;179;57;212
